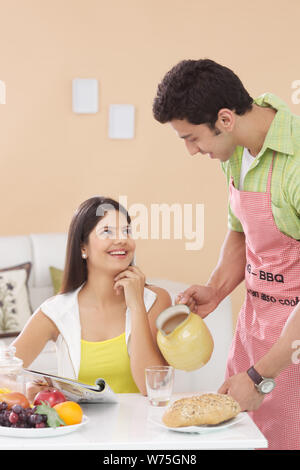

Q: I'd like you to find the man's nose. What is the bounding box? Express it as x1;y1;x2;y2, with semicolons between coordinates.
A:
185;140;199;156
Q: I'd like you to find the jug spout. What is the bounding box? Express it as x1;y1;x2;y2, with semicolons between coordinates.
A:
156;304;190;337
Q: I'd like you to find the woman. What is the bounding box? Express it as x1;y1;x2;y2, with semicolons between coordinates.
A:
11;196;171;395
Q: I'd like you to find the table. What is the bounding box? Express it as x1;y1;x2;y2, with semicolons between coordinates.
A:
0;393;268;450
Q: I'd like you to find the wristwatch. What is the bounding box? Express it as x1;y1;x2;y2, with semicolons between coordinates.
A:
247;366;276;394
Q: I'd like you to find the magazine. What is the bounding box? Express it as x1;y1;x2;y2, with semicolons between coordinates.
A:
23;369;119;404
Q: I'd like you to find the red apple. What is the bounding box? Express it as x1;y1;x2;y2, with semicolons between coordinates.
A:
33;388;66;407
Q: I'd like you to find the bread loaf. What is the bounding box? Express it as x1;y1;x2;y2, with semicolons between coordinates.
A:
162;393;241;427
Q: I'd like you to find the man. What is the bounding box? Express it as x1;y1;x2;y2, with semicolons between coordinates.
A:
153;59;300;450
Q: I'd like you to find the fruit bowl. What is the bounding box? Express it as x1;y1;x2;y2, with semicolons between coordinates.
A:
0;390;85;435
0;415;89;438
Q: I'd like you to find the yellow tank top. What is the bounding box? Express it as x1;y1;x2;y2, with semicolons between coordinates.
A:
78;333;139;393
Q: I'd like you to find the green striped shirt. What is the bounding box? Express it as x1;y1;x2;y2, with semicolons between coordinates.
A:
221;93;300;240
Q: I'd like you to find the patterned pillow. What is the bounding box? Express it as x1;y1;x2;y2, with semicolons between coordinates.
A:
0;262;32;338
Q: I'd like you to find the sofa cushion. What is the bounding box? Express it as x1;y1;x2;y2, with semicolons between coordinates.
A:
0;262;32;337
49;266;63;295
30;233;67;288
29;286;55;312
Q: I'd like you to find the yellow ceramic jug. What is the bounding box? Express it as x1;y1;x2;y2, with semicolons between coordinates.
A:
156;304;214;371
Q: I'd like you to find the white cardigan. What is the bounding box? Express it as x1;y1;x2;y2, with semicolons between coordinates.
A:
37;284;157;379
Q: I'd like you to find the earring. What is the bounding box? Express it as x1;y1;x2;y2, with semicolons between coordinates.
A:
82;253;87;259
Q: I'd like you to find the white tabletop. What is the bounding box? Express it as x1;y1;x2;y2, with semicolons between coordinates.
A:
0;393;268;450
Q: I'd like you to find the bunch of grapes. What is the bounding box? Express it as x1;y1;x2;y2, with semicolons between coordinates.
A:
0;401;48;428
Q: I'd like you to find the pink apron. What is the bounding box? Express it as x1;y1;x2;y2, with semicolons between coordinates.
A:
226;151;300;450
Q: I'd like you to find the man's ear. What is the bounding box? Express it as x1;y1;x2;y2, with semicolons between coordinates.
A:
217;108;235;132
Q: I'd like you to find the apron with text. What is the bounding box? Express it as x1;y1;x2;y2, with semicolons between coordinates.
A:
226;151;300;450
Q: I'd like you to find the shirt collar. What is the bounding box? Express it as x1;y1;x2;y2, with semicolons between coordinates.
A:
254;92;294;156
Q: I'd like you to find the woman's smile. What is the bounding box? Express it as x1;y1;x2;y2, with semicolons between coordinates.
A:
107;249;129;259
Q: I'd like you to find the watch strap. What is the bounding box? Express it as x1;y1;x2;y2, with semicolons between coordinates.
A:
247;366;263;385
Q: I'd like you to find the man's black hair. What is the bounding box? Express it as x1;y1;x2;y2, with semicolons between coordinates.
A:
153;59;253;129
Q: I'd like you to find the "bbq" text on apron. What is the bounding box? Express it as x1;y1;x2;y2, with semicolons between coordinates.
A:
247;264;284;283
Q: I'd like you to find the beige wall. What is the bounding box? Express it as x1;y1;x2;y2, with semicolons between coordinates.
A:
1;0;300;327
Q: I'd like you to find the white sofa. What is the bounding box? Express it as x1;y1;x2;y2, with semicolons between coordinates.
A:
0;233;233;393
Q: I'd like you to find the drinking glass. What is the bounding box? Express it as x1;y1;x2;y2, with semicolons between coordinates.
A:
145;366;174;406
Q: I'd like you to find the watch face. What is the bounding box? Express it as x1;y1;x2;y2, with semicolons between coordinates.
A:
260;379;275;394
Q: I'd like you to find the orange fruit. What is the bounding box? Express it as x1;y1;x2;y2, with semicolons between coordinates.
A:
53;401;83;425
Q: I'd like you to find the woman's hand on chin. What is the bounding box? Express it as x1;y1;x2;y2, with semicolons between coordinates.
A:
113;266;146;310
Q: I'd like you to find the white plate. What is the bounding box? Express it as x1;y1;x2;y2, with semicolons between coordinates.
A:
149;413;246;434
0;415;89;438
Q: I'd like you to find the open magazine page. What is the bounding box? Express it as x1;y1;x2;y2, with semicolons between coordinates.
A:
23;369;119;404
